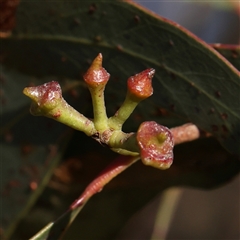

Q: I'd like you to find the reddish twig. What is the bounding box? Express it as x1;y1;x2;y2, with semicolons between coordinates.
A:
71;155;139;210
171;123;203;145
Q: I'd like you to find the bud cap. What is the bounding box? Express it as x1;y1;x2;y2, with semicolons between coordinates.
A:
23;81;62;110
83;53;110;87
137;121;174;169
127;68;154;100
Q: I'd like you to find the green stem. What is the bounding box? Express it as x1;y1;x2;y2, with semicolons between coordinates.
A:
108;91;139;130
33;99;96;136
89;86;109;132
23;82;96;136
109;131;139;155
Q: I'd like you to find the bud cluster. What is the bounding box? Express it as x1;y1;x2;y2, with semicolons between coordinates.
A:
23;53;174;170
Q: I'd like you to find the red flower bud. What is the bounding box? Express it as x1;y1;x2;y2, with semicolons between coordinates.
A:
23;81;62;111
83;53;110;88
127;68;154;100
136;121;174;169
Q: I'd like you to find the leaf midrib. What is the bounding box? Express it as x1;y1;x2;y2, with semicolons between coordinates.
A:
7;34;240;120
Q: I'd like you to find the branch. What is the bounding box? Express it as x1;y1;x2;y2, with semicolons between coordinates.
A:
171;123;203;145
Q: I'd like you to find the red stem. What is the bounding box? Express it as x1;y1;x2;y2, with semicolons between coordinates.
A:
70;155;139;209
171;123;201;145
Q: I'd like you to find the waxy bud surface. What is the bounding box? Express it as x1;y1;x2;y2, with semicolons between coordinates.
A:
23;81;62;110
83;53;110;87
127;68;154;100
137;121;174;169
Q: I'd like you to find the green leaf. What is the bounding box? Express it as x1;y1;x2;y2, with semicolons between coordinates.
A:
211;44;240;71
1;0;239;155
1;1;240;239
0;67;73;238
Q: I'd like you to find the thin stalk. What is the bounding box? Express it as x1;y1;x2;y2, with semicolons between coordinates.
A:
45;99;96;136
108;92;139;130
89;86;109;131
23;82;96;136
109;131;139;155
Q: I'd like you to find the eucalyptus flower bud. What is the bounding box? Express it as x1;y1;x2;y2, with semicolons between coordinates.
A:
83;53;110;88
127;68;154;100
137;121;174;169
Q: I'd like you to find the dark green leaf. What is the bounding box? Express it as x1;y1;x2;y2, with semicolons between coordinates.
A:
211;44;240;71
0;1;239;239
0;67;73;238
1;0;239;154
